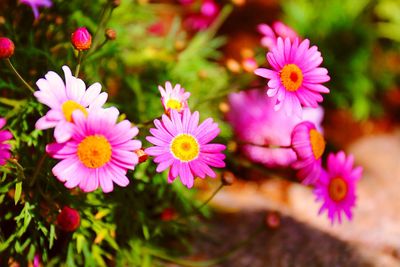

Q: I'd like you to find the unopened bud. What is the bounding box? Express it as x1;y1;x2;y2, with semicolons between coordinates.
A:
221;171;235;186
0;37;15;59
111;0;121;7
57;206;80;232
71;27;92;51
265;211;280;229
135;149;148;163
105;28;117;40
160;208;176;221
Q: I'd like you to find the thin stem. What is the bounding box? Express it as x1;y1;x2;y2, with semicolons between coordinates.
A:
5;59;35;93
0;97;25;107
8;158;26;181
196;182;224;211
29;153;47;187
75;51;83;77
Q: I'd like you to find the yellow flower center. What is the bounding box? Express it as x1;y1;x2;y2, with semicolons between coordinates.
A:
170;134;200;162
309;129;325;159
280;64;303;92
328;177;348;202
77;135;112;168
62;100;88;122
166;99;182;111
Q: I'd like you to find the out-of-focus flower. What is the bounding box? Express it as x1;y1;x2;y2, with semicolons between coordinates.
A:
147;22;165;36
0;37;15;59
0;118;12;166
158;81;190;114
145;109;226;188
34;65;108;143
183;0;220;31
226;89;323;168
314;151;362;224
258;21;298;51
160;207;177;221
105;28;117;41
71;27;92;51
255;37;330;116
242;57;258;73
291;121;325;185
20;0;52;20
56;206;80;232
46;107;141;193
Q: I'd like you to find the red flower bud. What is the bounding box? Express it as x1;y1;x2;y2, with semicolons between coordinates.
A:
160;208;177;221
0;37;15;59
71;27;92;51
135;149;148;163
57;206;80;232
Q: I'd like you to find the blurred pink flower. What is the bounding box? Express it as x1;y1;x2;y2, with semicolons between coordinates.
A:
258;21;298;51
0;37;15;59
255;37;330;116
183;0;220;31
146;109;226;188
20;0;52;20
314;151;362;224
0;118;12;166
226;89;323;168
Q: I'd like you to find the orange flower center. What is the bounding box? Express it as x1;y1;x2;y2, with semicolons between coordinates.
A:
280;64;303;92
77;135;112;168
328;177;348;202
170;134;199;162
166;99;182;111
62;100;88;122
309;129;325;159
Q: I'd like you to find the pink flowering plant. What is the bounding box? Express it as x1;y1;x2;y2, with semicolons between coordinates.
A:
3;0;393;266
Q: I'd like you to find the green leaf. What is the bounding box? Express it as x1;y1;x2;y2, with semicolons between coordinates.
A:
49;224;56;249
14;182;22;205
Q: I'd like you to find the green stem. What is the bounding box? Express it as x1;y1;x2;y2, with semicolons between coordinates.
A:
8;158;26;181
5;59;35;93
196;182;224;211
89;2;113;55
75;51;83;77
29;153;47;187
0;97;25;107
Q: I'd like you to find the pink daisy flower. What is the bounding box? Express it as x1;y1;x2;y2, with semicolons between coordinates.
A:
0;118;12;166
226;89;323;168
20;0;52;20
314;151;362;224
291;121;326;185
46;107;141;193
145;109;226;188
34;65;108;143
258;21;299;51
158;81;190;114
255;37;330;116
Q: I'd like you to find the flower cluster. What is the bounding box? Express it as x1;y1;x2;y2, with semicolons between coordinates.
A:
35;65;141;193
228;21;362;224
180;0;220;31
146;82;226;188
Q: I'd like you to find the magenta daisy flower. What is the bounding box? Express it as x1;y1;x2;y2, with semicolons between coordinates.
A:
158;81;190;114
34;65;108;143
0;118;12;166
20;0;52;20
46;107;141;193
314;151;362;224
145;109;226;188
255;37;330;116
291;121;326;185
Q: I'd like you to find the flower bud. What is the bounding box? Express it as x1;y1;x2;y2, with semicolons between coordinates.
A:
71;27;92;51
160;208;177;221
221;171;235;186
105;28;117;41
0;37;15;59
57;206;80;232
265;211;280;229
135;149;148;163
